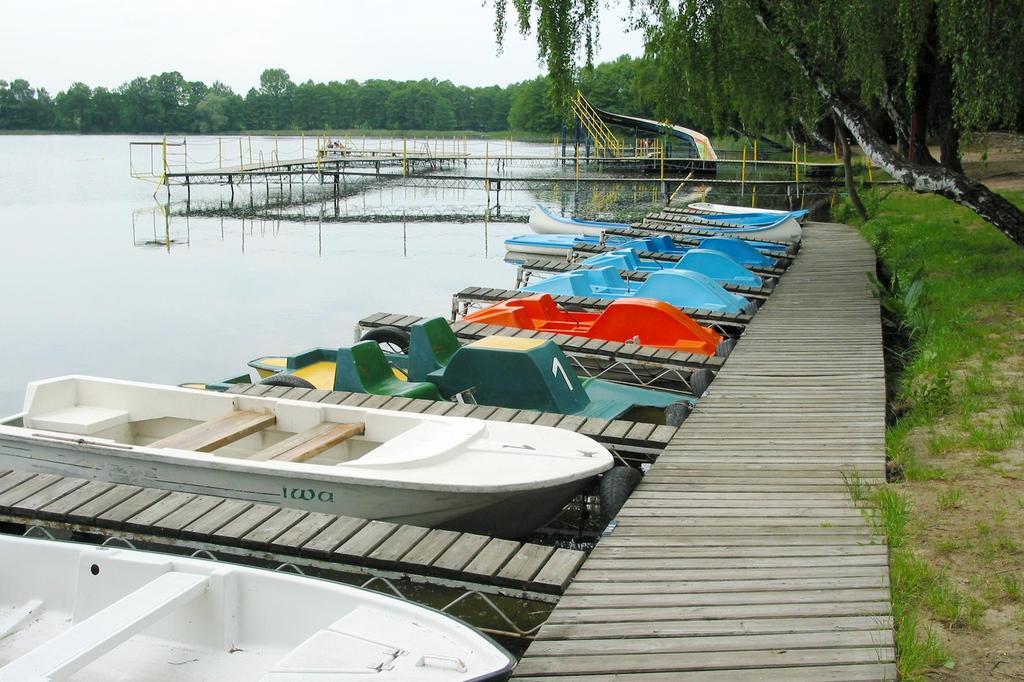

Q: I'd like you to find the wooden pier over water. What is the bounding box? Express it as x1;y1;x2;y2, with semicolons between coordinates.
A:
513;221;894;680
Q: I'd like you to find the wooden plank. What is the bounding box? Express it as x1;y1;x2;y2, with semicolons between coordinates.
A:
122;491;192;527
432;533;491;572
210;503;279;540
525;629;893;656
243;508;308;546
530;548;587;592
151;410;276;452
535;615;894;640
153;496;225;533
368;525;432;563
462;538;522;578
512;663;899;680
302;516;368;554
249;422;363;462
9;476;88;514
0;471;58;501
498;544;556;584
270;511;337;549
182;498;253;536
0;471;39;498
513;647;896;676
401;528;461;566
335;520;399;558
38;480;116;517
97;488;171;525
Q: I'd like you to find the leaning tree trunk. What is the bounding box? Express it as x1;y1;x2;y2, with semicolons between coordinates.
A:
834;114;868;221
751;3;1024;249
829;95;1024;248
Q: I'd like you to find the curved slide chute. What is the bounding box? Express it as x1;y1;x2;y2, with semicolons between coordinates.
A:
590;105;718;161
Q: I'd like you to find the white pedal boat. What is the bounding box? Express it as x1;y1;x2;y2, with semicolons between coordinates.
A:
0;376;613;538
0;535;515;681
687;202;809;222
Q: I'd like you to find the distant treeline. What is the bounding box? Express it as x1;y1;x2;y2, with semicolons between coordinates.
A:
0;56;653;134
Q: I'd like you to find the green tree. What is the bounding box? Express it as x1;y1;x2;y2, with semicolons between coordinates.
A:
495;0;1024;248
54;82;93;131
508;76;560;131
257;68;295;129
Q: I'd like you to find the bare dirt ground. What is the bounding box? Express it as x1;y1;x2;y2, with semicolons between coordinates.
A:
958;132;1024;190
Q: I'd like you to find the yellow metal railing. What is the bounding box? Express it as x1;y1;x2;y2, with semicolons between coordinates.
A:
572;90;623;158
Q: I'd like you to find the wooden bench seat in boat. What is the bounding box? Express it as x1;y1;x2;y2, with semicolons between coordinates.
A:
151;410;276;453
248;422;365;463
0;572;208;681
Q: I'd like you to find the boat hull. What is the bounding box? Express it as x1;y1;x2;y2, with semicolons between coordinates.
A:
0;536;516;681
688;202;809;221
0;434;589;538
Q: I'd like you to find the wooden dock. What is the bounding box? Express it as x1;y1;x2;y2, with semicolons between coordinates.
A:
0;464;585;601
512;221;895;680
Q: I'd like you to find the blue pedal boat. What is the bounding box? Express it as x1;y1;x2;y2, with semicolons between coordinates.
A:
504;233;784;264
579;248;765;288
521;266;755;315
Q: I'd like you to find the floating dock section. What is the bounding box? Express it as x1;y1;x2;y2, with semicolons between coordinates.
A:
512;222;894;680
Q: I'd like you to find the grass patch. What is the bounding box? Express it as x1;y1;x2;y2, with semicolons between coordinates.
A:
937;488;964;510
838;188;1024;678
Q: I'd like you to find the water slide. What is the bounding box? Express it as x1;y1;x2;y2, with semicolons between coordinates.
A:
591;105;719;161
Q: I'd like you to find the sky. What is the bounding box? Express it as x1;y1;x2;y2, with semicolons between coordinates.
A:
2;0;645;94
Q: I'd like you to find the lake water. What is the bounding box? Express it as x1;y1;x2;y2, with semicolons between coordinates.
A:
0;134;824;415
0;135;567;414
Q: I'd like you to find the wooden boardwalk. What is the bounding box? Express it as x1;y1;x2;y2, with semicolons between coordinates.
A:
513;222;895;680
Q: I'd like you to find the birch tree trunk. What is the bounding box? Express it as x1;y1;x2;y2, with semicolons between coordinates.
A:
752;3;1024;248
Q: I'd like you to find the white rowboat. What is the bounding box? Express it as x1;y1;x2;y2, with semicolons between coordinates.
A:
0;535;515;681
0;376;614;538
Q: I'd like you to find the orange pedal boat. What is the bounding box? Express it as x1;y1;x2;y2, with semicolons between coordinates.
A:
463;294;724;355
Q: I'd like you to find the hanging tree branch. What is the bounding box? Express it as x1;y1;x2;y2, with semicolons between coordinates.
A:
750;0;1024;248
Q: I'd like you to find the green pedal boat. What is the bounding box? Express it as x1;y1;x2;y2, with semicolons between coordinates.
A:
246;317;694;426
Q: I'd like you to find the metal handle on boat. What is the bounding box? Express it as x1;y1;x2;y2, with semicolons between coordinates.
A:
28;433;135;450
452;387;478;405
415;654;467;673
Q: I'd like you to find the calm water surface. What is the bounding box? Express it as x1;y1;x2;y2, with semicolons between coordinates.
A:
0;135;549;413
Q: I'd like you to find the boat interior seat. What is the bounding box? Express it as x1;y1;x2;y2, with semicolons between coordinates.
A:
0;572;208;681
334;342;443;401
408;317;462;381
27;406;130;436
150;410;276;453
248;422;365;463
